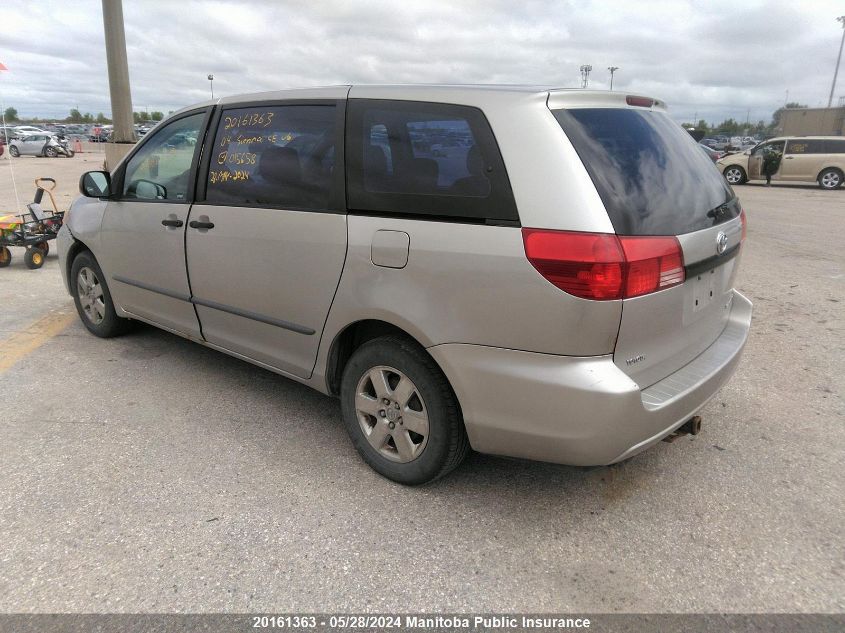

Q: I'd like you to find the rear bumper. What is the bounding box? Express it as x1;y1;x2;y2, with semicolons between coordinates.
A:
428;290;752;466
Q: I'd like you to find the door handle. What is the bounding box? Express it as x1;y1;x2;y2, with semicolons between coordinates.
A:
161;219;183;227
189;220;215;230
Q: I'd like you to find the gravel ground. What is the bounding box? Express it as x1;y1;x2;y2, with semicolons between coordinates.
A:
0;155;842;613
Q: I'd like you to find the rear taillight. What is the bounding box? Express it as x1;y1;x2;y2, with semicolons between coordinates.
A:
522;229;685;301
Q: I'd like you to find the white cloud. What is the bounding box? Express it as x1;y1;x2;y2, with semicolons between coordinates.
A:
0;0;842;125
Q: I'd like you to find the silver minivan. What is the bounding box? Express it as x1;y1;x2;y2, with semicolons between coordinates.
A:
58;86;752;484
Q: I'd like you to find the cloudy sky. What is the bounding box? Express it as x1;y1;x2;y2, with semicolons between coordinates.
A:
1;0;843;126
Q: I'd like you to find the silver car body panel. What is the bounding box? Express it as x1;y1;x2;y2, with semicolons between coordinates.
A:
430;290;751;466
184;206;347;379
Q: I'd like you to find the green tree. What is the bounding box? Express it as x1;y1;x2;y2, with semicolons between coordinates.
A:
67;108;83;123
150;111;164;121
82;112;94;123
3;107;18;122
95;112;109;124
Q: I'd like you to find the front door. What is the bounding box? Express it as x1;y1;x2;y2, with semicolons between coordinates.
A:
185;100;348;378
748;140;785;181
98;110;209;338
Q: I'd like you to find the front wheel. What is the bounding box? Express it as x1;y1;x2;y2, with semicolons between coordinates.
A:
723;165;747;185
340;335;469;485
9;145;19;157
818;168;843;190
70;250;134;337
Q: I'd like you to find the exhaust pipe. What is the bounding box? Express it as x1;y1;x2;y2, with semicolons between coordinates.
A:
662;416;702;443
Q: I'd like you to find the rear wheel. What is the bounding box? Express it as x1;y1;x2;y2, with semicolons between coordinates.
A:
9;145;19;157
70;250;133;337
340;335;469;485
44;146;58;158
0;246;10;267
723;165;746;185
24;247;45;269
818;168;843;190
35;241;49;255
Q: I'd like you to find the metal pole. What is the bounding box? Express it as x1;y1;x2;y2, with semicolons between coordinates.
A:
101;0;136;145
827;16;845;108
208;74;214;99
608;66;619;90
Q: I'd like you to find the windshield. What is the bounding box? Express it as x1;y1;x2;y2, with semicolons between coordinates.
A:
553;108;739;235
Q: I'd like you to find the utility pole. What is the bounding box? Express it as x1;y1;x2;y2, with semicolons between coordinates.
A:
208;74;215;99
607;66;619;90
101;0;136;168
828;16;845;107
579;65;592;89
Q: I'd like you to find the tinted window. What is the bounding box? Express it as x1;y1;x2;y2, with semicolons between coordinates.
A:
554;108;737;235
347;100;518;223
206;105;336;210
785;140;825;154
122;112;204;201
825;139;845;153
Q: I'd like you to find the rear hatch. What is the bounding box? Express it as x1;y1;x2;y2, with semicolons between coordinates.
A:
552;99;744;388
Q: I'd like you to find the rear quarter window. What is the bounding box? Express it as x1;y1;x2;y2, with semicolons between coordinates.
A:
347;100;518;223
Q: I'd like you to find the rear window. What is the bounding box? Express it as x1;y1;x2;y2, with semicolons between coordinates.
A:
785;139;825;154
553;108;738;235
347;100;518;223
825;139;845;154
205;105;337;211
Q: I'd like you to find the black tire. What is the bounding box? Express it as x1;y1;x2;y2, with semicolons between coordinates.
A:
44;146;58;158
0;246;10;267
24;247;45;269
70;250;133;337
340;335;469;485
723;165;746;185
9;145;19;157
818;168;843;190
35;241;49;255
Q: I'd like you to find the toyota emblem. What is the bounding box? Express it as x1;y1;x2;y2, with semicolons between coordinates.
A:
716;231;728;255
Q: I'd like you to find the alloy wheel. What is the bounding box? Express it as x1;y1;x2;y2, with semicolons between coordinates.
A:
725;168;743;184
76;266;106;325
821;171;841;189
354;365;429;463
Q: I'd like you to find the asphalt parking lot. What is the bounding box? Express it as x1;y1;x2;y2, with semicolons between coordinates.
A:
0;154;843;613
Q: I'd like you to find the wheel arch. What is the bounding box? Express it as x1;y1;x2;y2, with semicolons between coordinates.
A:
817;165;844;180
324;319;448;399
64;237;92;291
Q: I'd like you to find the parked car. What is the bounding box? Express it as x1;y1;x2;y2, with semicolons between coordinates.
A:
698;143;721;162
8;134;73;157
59;86;751;484
717;136;845;189
9;125;49;139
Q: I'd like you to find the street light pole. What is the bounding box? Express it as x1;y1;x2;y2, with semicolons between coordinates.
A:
579;65;592;89
101;0;136;163
608;66;619;90
828;16;845;108
208;74;214;99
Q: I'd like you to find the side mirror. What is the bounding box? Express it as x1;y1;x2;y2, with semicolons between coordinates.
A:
79;171;111;198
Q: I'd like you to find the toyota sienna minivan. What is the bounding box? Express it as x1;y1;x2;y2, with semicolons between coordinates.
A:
59;86;752;484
